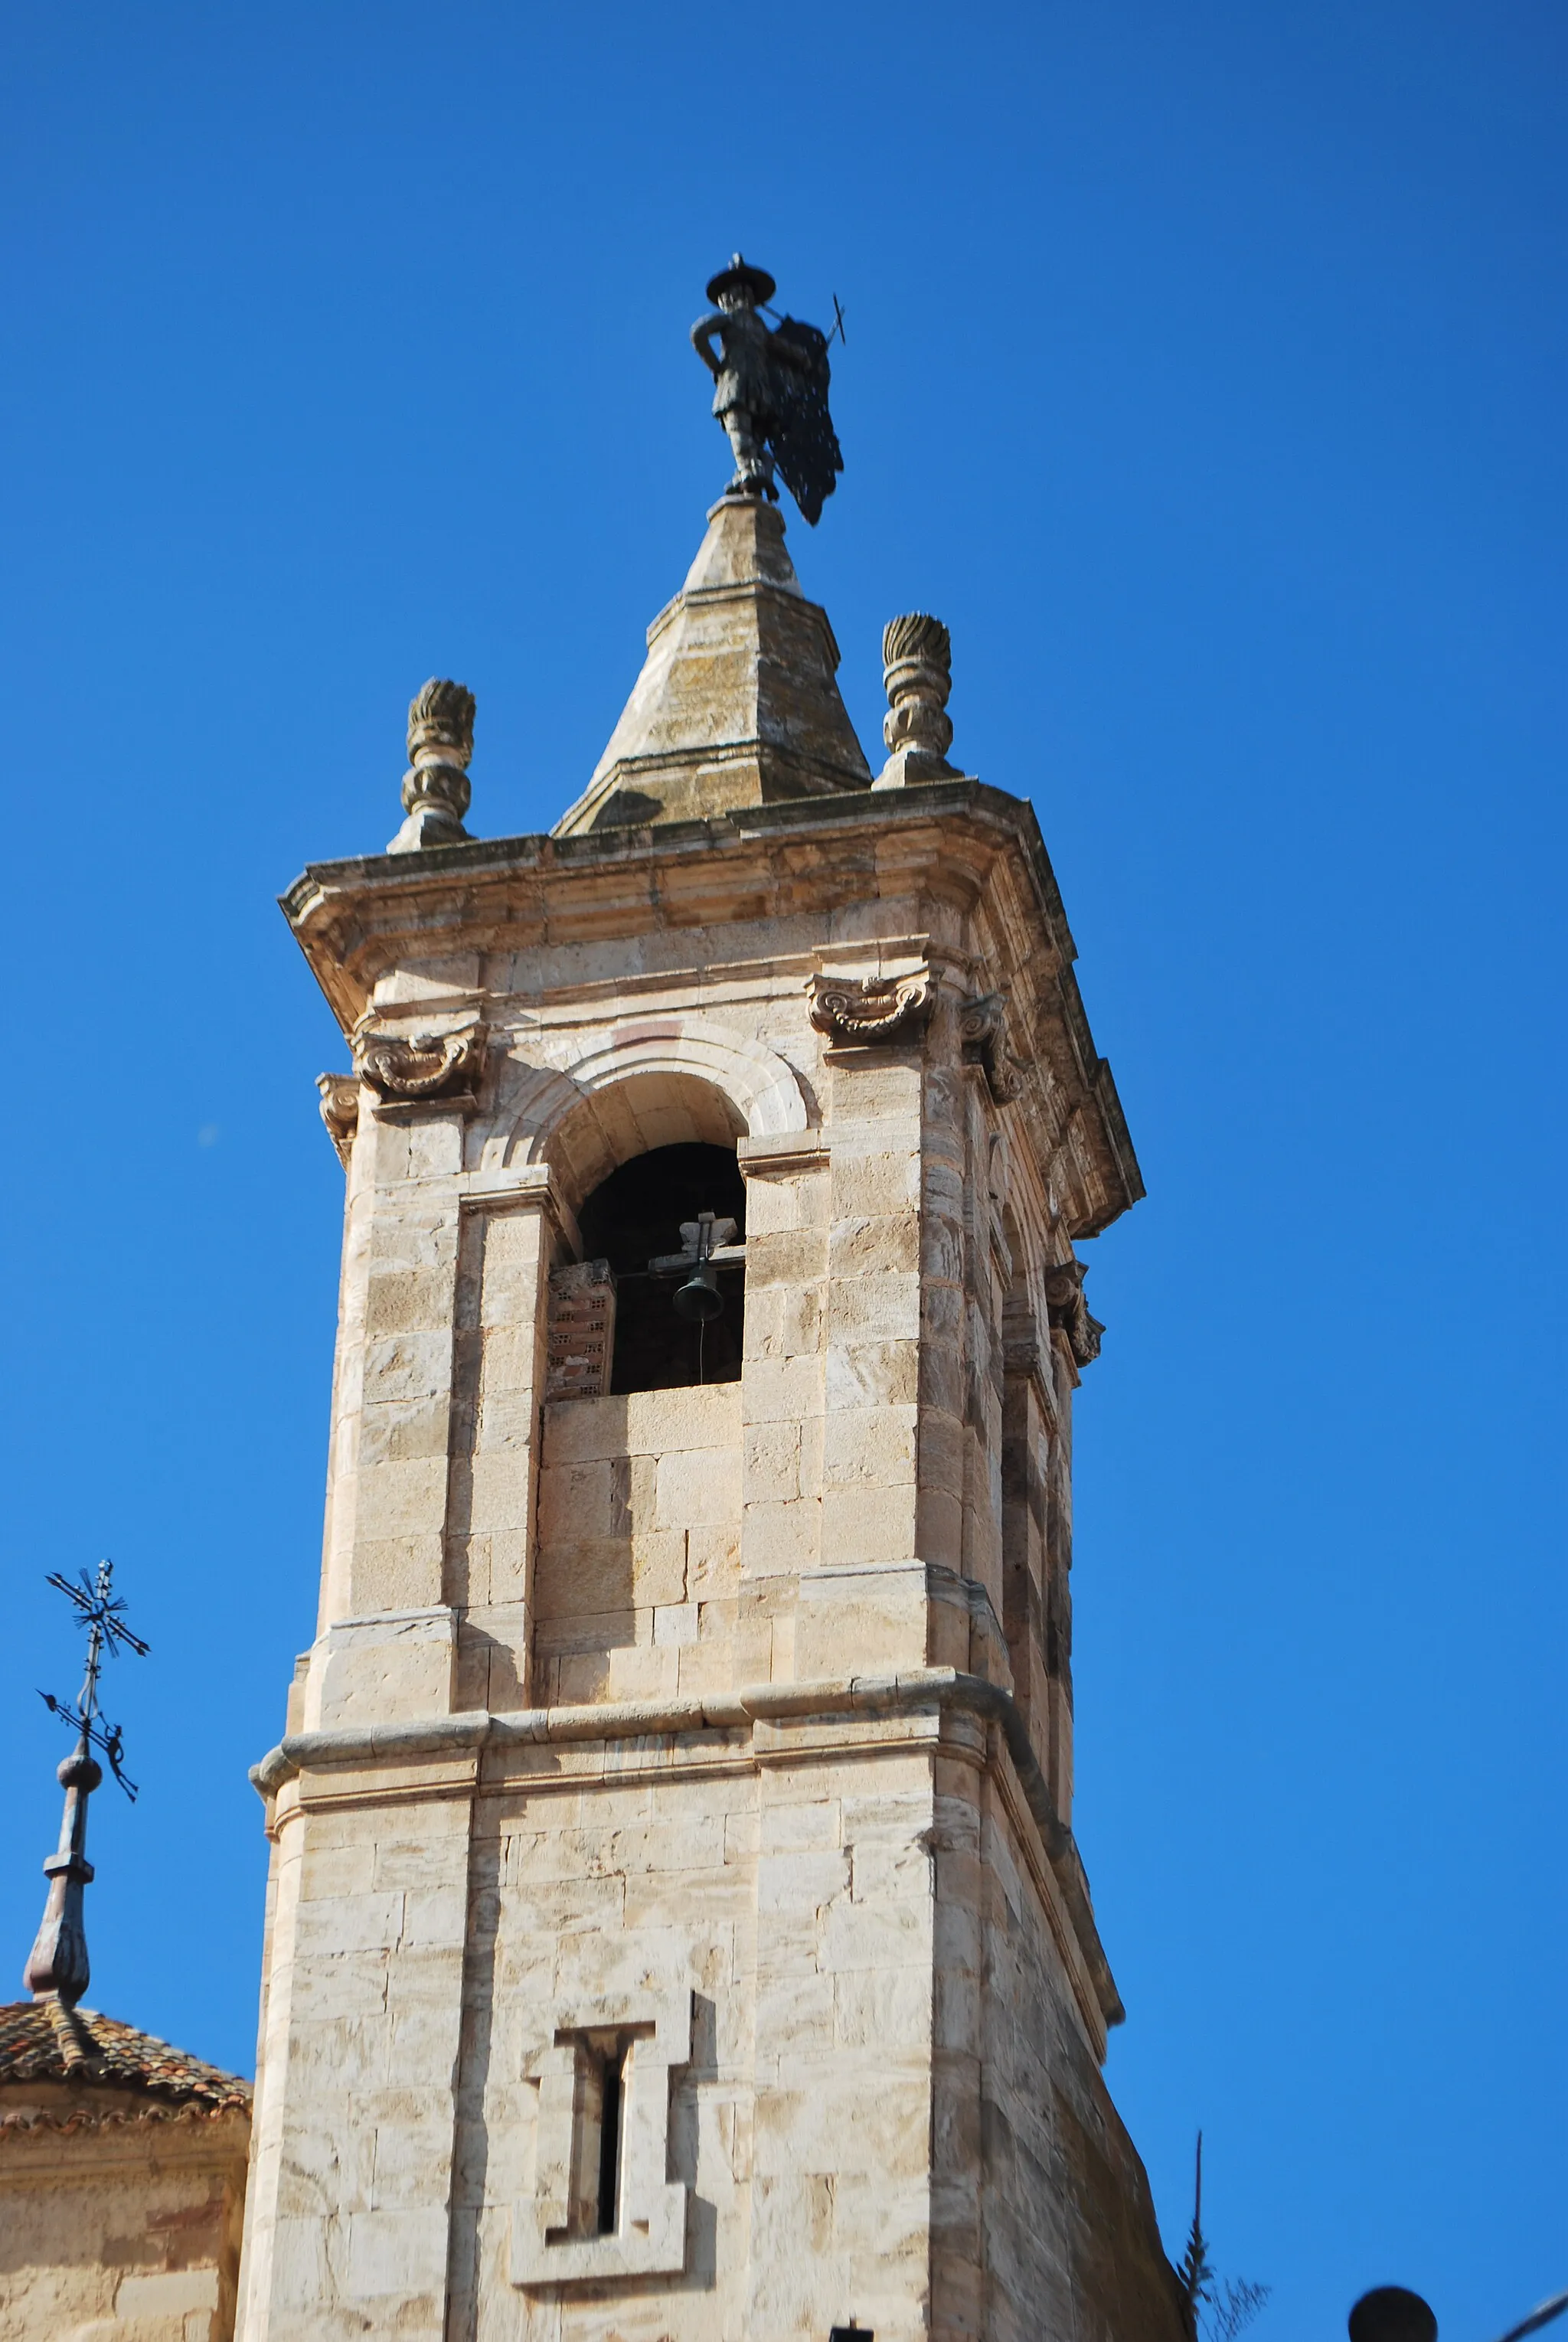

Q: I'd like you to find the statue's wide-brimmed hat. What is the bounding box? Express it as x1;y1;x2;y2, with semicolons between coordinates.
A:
706;253;776;305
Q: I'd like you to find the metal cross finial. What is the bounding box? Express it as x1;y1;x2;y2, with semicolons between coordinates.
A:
24;1560;149;2007
38;1560;149;1798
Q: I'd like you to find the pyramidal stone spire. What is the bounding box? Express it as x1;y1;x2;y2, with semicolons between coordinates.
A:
553;492;871;835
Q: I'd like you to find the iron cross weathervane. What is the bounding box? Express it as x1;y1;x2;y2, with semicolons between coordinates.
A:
24;1560;149;2007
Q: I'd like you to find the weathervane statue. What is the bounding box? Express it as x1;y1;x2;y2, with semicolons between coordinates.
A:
691;254;844;523
24;1560;148;2008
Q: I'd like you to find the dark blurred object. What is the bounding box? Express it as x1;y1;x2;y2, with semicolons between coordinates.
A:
1349;2291;1438;2342
1492;2291;1568;2342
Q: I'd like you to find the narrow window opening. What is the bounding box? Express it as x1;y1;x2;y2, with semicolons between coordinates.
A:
577;1141;746;1393
596;2045;625;2233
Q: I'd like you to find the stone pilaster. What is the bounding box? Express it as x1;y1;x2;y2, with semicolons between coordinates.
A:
447;1181;558;1711
240;1764;474;2342
306;1102;467;1730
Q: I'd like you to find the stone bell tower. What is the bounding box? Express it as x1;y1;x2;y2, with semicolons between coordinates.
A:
237;469;1186;2340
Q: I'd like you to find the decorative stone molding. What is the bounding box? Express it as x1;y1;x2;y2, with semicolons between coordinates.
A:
511;1984;691;2286
959;991;1026;1102
808;967;935;1047
1044;1258;1104;1367
250;1665;1124;2043
1003;1335;1060;1426
736;1127;829;1177
545;1259;616;1402
387;677;475;854
874;612;959;788
459;1165;585;1274
354;1016;488;1108
1004;1292;1059;1417
315;1073;358;1166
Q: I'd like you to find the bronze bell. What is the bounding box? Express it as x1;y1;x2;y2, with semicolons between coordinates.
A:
673;1256;724;1323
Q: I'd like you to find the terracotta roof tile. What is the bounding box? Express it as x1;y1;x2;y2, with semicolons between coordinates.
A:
0;1999;250;2110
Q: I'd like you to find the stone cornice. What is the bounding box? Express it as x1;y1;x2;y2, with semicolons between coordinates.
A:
0;2100;250;2174
280;782;1144;1236
249;1664;1125;2048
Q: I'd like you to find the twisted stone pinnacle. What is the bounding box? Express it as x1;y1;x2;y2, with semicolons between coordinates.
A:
874;612;959;788
407;678;475;766
388;678;475;854
882;612;951;675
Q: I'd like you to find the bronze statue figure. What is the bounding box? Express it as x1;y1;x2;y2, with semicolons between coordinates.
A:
691;255;844;524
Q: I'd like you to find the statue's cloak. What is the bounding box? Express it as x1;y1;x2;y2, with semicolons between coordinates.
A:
768;318;843;526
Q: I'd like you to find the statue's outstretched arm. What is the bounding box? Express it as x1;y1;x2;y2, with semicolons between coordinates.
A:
691;313;725;377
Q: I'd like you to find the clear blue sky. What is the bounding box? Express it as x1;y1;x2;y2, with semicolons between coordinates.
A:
0;5;1560;2336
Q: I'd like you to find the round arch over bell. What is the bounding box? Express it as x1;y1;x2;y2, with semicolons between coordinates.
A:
496;1014;810;1220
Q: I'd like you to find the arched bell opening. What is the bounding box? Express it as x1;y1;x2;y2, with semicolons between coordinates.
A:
576;1141;746;1393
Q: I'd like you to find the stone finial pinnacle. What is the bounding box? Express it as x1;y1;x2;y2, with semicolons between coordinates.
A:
387;678;475;854
874;614;959;787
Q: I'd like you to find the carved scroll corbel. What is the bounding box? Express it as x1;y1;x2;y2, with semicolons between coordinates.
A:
809;967;935;1048
354;1016;488;1109
315;1074;359;1167
959;991;1026;1103
1043;1258;1104;1367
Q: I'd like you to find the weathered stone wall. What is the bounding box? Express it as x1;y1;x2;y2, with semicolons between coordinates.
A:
243;1693;1183;2342
534;1386;743;1703
957;1749;1184;2342
447;1723;941;2342
0;2112;247;2341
